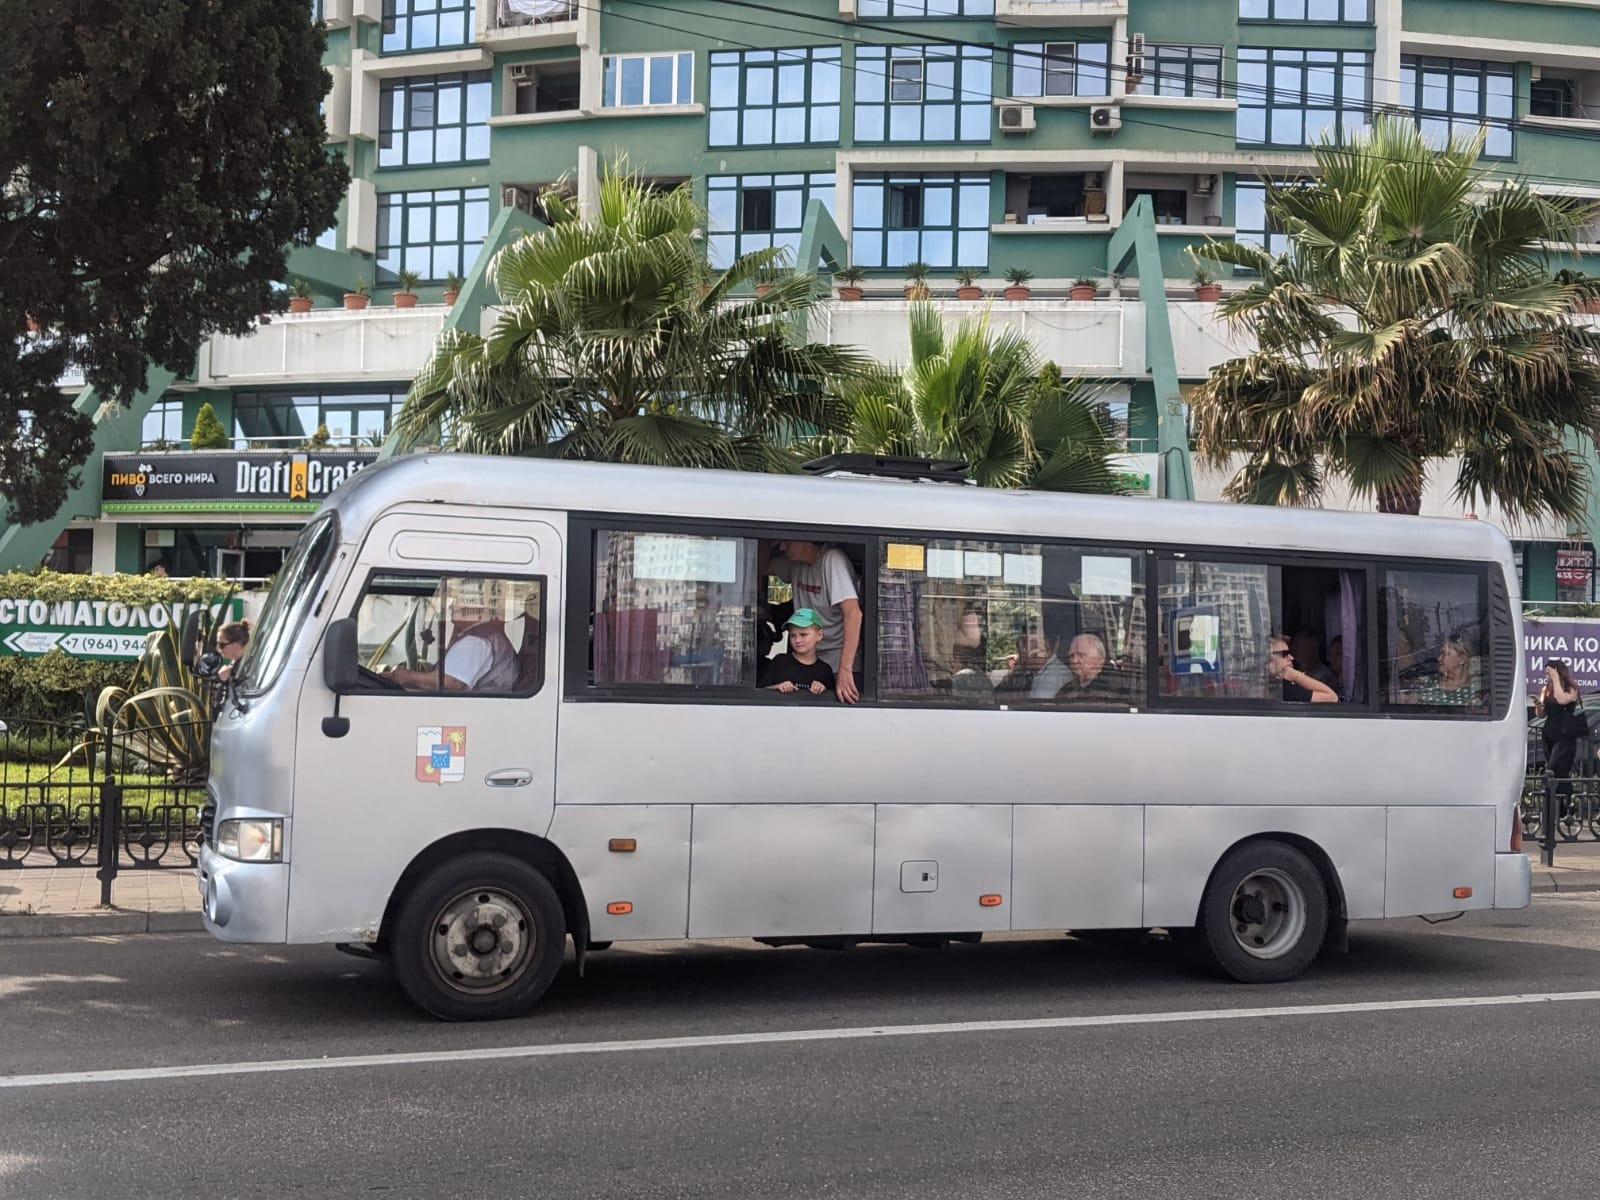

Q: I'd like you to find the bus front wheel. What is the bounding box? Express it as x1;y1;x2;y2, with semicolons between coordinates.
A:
392;852;567;1021
1196;841;1328;984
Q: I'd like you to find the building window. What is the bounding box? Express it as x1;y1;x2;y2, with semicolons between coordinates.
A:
1400;56;1515;160
376;187;491;284
1237;48;1371;147
708;47;842;147
510;58;581;116
852;172;990;269
382;0;475;54
234;389;409;447
379;72;492;168
1239;0;1371;19
601;51;694;109
1234;178;1296;262
706;174;836;270
1011;42;1111;99
1380;569;1487;713
876;538;1144;708
47;529;94;575
589;530;758;688
859;0;995;14
1531;77;1577;119
855;45;992;143
1134;45;1223;99
142;397;185;447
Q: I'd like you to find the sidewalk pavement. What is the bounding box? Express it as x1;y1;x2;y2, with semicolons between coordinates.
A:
3;842;1600;939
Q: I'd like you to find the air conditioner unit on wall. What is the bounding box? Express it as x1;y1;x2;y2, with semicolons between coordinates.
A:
1130;32;1145;55
998;103;1036;134
502;186;534;213
510;63;536;81
1090;105;1122;134
1194;174;1216;196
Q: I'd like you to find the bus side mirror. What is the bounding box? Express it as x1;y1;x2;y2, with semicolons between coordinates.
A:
322;618;359;739
324;618;361;695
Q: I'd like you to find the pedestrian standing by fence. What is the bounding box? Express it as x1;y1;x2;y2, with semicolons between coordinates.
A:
1537;659;1585;817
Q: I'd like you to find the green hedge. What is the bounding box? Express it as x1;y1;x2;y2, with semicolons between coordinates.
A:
0;571;238;728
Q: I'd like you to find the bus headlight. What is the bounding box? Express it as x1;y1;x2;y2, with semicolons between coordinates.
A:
216;818;283;863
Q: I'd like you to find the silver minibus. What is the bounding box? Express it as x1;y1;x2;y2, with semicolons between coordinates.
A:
201;455;1531;1019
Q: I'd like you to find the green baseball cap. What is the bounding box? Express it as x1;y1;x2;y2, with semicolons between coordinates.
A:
786;608;824;629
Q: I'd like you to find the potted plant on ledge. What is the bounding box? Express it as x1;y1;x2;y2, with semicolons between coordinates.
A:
288;279;314;314
1003;268;1034;301
903;262;931;300
442;271;464;307
1192;268;1223;302
1069;276;1098;301
394;269;422;308
835;266;866;301
343;278;371;311
955;270;983;301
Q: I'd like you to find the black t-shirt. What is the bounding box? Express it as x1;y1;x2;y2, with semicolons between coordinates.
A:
760;653;836;692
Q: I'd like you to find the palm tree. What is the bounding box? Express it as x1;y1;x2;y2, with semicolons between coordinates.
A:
1189;117;1600;518
395;170;867;471
826;303;1129;493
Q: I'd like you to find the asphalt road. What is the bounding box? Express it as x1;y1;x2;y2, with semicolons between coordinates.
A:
4;899;1600;1200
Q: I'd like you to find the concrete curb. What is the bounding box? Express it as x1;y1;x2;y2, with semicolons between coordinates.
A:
0;910;204;939
1532;870;1600;895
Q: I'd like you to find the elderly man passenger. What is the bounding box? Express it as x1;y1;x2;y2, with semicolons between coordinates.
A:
1053;632;1126;707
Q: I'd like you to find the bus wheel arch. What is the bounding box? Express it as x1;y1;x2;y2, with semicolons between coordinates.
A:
379;828;590;967
1190;833;1341;983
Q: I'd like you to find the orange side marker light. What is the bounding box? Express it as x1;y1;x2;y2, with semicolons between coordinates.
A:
979;894;1003;908
606;901;634;915
1453;887;1473;900
609;838;637;853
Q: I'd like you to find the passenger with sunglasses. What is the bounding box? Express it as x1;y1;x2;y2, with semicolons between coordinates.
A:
1268;633;1338;704
214;621;251;683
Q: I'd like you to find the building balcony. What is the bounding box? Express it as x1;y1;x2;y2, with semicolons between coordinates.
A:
477;0;580;50
198;307;448;388
994;0;1128;27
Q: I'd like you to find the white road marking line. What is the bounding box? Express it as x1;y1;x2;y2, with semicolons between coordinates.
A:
6;990;1600;1090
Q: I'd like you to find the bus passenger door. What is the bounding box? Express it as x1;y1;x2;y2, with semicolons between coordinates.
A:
287;513;562;943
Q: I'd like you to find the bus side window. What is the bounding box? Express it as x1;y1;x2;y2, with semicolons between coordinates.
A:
1379;568;1488;713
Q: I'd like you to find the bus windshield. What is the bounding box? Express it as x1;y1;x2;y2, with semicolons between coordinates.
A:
235;514;339;696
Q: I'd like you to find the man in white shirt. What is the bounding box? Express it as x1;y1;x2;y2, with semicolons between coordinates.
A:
388;581;518;693
763;540;863;704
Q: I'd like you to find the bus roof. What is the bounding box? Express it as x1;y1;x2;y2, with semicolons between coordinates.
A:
329;454;1513;566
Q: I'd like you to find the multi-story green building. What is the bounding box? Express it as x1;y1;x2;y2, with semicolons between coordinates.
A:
9;0;1600;603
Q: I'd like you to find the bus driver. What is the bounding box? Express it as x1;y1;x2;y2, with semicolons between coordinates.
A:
387;579;518;693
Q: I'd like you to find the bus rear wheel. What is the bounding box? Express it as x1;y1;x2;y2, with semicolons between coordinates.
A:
1196;841;1328;984
392;852;567;1021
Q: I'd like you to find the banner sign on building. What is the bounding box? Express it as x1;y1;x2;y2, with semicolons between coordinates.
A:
101;450;377;515
0;597;244;660
1523;617;1600;696
1556;548;1594;591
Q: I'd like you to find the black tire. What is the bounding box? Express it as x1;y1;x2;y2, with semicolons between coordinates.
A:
391;852;567;1021
1195;841;1328;984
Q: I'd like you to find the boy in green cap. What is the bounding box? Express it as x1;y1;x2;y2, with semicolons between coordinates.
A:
760;608;836;695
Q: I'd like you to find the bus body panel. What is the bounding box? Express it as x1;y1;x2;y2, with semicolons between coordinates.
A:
687;804;876;939
871;804;1012;933
1142;806;1389;927
1010;805;1144;930
1385;806;1496;916
284;508;563;944
546;804;692;941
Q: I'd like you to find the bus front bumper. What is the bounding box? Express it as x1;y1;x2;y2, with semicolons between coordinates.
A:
198;843;289;943
1495;852;1532;911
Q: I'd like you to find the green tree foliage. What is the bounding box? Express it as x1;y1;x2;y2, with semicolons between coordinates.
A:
825;304;1129;493
1189;117;1600;518
188;402;230;450
0;2;347;523
397;169;869;471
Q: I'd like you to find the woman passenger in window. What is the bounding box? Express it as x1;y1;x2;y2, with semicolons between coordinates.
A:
1415;636;1482;709
1268;633;1338;704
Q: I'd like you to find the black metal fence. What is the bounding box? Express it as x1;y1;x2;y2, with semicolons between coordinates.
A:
0;716;207;905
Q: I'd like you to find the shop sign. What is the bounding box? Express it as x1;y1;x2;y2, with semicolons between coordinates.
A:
1524;617;1600;695
0;597;243;660
101;450;377;515
1556;548;1594;590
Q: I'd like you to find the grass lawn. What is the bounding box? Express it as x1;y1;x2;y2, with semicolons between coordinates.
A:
0;761;193;817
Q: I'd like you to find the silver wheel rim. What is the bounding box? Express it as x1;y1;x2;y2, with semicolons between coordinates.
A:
1229;868;1307;961
430;887;535;996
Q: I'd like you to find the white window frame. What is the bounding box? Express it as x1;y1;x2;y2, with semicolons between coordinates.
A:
889;57;926;104
602;51;694;109
1043;43;1077;98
